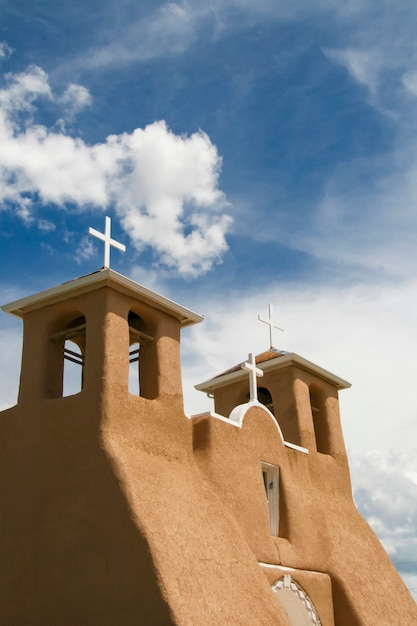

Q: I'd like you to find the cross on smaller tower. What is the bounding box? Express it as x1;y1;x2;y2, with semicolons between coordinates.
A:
258;304;283;349
242;352;263;402
88;216;126;269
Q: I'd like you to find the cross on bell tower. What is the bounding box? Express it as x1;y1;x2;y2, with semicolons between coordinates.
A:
88;215;126;268
258;304;283;349
242;352;264;402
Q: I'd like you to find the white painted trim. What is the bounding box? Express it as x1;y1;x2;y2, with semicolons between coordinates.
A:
190;401;308;453
284;441;309;455
258;562;325;576
1;268;203;327
228;401;285;442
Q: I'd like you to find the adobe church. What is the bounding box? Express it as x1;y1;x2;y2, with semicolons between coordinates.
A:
0;223;416;624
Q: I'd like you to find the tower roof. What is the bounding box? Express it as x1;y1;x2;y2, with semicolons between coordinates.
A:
195;348;351;393
1;268;203;328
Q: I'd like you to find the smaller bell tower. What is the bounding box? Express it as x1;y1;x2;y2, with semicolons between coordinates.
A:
196;301;351;457
196;349;350;455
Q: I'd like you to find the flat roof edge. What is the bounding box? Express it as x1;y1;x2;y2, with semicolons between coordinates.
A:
1;269;203;327
195;352;351;392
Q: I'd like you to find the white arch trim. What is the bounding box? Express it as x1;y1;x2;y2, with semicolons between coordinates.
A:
193;401;309;454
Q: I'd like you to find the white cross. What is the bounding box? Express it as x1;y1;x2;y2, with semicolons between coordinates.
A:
242;352;263;402
88;216;126;269
258;304;283;349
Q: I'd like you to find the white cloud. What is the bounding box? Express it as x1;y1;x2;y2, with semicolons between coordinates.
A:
59;83;92;116
0;65;52;115
75;236;97;264
38;219;56;232
0;42;13;60
114;121;231;276
0;65;231;276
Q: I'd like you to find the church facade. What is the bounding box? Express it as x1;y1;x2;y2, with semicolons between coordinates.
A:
0;268;415;625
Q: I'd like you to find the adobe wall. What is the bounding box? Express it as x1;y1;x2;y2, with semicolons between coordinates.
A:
191;404;417;625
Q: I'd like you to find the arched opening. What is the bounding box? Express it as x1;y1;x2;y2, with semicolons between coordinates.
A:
258;387;274;415
128;311;154;397
246;386;275;415
62;316;86;397
272;575;321;625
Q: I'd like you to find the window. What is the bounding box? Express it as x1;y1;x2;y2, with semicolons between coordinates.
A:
63;339;83;396
261;462;279;536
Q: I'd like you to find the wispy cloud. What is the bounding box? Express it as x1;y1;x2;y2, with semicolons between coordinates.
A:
296;150;417;280
323;48;381;94
0;63;231;276
76;2;197;71
403;70;417;97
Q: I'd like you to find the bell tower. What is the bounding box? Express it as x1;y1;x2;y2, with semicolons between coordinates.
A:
196;302;350;456
4;268;202;407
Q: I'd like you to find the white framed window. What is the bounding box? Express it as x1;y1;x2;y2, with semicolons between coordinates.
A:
261;462;279;536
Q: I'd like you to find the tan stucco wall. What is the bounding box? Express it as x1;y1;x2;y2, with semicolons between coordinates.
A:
192;404;417;625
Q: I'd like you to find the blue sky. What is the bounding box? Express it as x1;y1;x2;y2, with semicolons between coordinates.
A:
1;0;417;598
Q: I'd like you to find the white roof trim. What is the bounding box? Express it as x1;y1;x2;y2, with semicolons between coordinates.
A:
1;268;203;328
195;352;350;391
